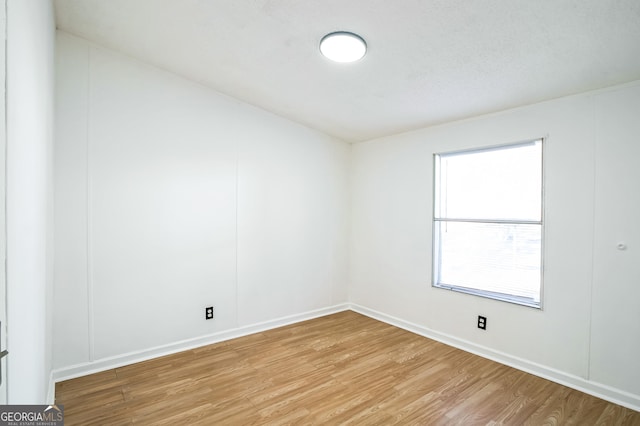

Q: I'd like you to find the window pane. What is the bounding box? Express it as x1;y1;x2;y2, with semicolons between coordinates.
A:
435;141;542;221
434;221;541;304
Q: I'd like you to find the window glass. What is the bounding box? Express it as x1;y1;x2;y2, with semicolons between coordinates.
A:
435;143;542;221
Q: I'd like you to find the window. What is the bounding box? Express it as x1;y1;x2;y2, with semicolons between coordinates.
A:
432;139;543;308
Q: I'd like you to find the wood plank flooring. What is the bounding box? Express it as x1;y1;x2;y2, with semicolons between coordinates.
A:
55;311;640;425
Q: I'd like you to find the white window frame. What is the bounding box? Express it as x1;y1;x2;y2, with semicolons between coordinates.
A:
432;139;544;309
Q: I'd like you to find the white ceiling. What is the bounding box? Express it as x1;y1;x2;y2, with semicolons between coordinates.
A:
54;0;640;142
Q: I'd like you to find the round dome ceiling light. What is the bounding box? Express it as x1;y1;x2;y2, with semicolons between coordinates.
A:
320;31;367;63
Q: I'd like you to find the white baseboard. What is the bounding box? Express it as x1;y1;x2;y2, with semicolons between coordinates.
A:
349;303;640;412
52;303;349;383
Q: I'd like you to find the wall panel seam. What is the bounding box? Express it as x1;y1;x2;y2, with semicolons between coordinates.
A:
86;45;94;362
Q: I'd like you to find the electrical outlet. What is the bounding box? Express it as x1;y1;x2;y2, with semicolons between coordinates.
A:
477;315;487;330
205;306;214;320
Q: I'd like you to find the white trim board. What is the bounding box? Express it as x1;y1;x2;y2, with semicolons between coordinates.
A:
349;303;640;413
52;303;349;383
47;371;55;405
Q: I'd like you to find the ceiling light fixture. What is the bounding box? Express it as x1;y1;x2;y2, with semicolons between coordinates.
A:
320;31;367;63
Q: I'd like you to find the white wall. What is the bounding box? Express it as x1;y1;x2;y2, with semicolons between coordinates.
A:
350;82;640;409
6;0;56;403
590;86;640;395
0;0;7;405
54;33;349;373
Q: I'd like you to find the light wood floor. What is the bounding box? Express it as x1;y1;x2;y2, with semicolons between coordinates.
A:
56;311;640;425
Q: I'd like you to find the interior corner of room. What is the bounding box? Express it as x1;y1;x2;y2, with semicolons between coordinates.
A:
3;0;640;419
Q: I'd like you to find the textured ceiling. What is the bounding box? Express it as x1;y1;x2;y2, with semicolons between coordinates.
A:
54;0;640;142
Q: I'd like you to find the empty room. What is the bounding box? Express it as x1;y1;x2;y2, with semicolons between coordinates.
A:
3;0;640;424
